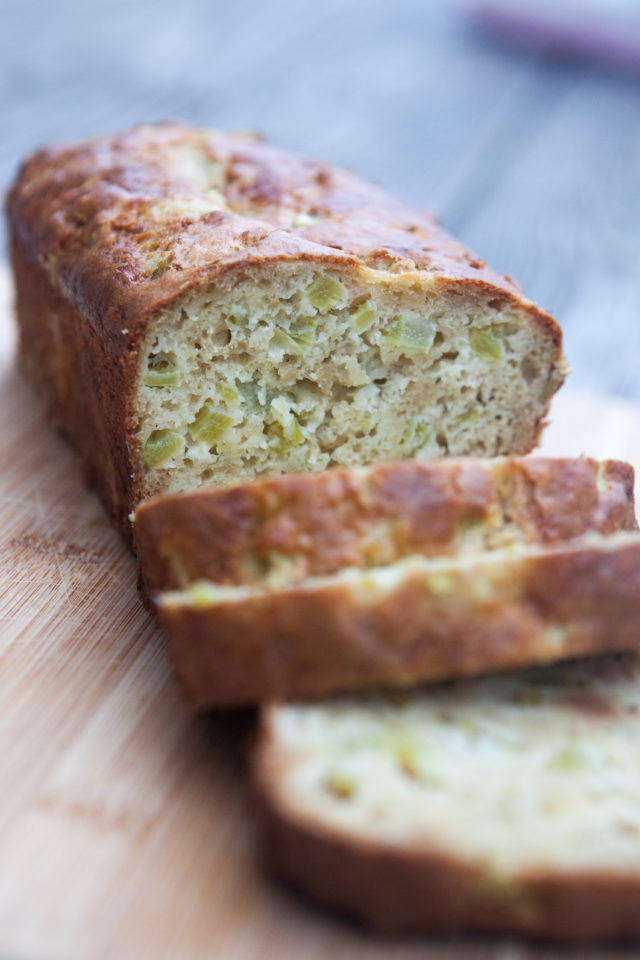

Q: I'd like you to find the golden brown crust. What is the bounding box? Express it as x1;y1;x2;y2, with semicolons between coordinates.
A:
6;122;565;535
6;121;560;335
134;457;636;594
253;729;640;942
9;241;143;527
157;536;640;708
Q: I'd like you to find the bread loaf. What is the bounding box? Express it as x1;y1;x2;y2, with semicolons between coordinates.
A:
7;122;567;537
254;652;640;941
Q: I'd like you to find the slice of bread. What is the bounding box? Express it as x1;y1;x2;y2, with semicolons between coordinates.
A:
156;531;640;707
135;456;636;595
255;652;640;941
7;122;567;537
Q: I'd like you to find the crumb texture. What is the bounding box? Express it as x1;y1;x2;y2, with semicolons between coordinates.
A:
138;265;563;500
261;650;640;876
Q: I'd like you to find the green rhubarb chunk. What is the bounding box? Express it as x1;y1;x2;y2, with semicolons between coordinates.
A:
355;410;376;434
188;580;222;610
305;273;346;312
383;316;436;353
273;318;317;356
216;382;239;408
190;399;234;446
144;356;180;388
290;317;317;348
404;420;432;454
458;408;480;426
549;746;586;772
143;429;184;469
469;324;505;361
290;383;317;418
268;417;305;454
324;773;356;799
273;327;304;356
238;380;263;413
225;303;250;328
350;299;377;333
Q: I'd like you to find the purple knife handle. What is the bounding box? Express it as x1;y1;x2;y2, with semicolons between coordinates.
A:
470;2;640;73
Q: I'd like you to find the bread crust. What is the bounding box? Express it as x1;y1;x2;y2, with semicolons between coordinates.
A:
253;703;640;942
134;457;636;594
157;536;640;707
6;122;566;536
9;240;143;529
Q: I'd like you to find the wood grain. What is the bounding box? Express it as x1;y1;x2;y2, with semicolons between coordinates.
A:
0;265;638;960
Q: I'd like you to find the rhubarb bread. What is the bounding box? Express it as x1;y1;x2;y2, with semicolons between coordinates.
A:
156;532;640;706
7;122;567;538
255;652;640;941
134;456;636;595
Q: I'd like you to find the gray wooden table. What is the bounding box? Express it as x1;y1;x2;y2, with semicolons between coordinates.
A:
3;0;639;399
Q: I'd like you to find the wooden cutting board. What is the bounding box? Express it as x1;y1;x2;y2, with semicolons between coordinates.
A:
1;264;638;960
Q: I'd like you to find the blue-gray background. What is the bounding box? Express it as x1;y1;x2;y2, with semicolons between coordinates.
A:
3;0;639;398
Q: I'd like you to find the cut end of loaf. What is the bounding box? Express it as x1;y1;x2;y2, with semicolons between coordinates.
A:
137;262;566;499
255;650;640;938
260;650;640;871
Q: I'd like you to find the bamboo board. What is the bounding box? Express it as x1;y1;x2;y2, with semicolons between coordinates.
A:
0;266;638;960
